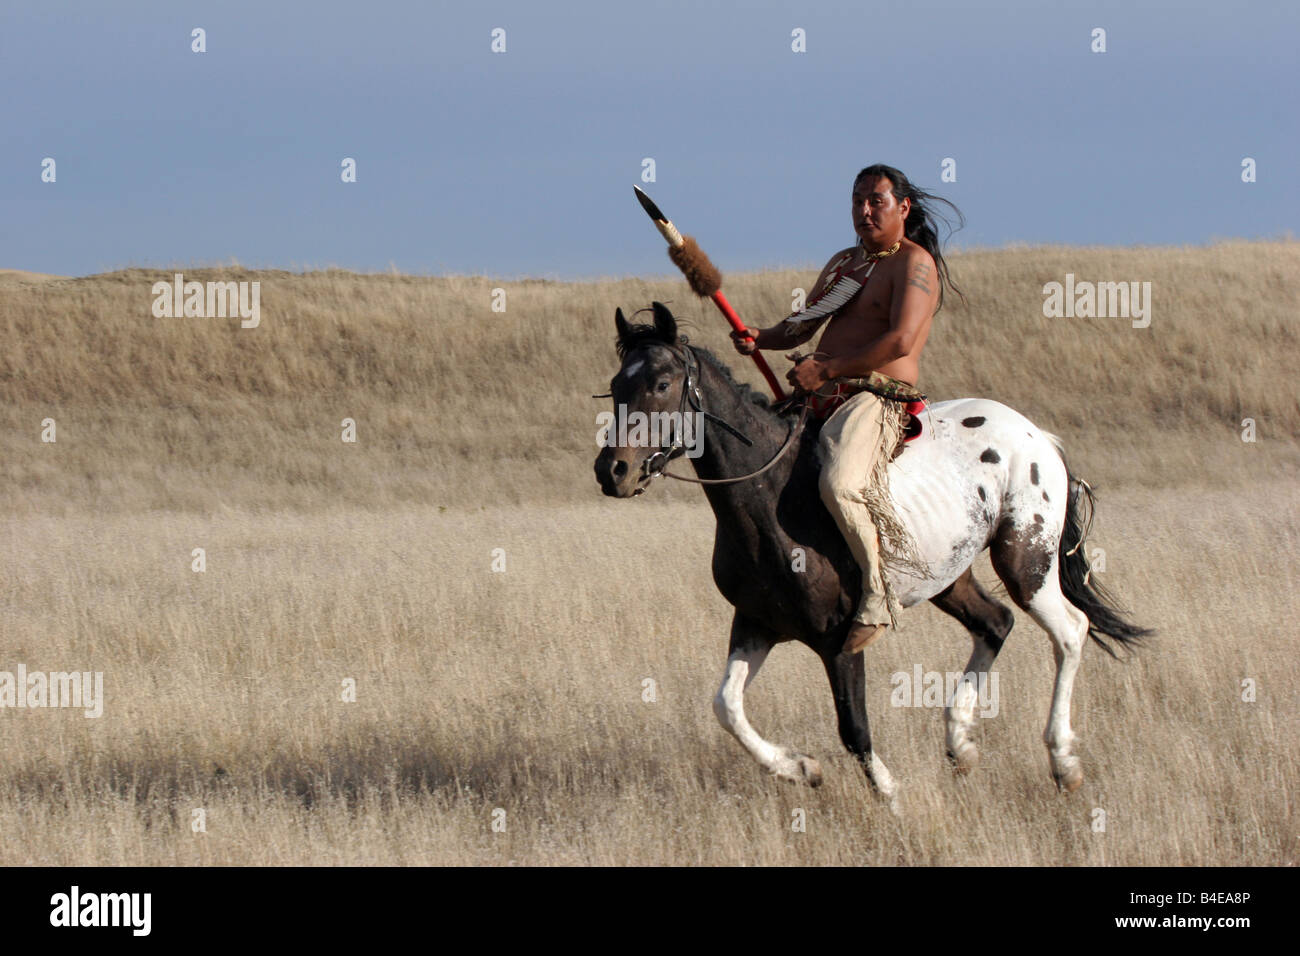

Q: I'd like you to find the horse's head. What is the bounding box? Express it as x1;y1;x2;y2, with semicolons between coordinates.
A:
594;302;700;498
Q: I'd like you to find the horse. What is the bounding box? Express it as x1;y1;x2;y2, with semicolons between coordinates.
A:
593;302;1151;804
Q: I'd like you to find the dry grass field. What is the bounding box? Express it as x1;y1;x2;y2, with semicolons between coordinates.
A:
1;241;1297;865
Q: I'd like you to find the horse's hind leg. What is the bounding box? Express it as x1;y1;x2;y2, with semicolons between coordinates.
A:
713;613;822;787
930;569;1015;773
991;524;1090;792
820;649;898;806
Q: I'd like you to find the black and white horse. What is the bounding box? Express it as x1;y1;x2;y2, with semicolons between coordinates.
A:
594;303;1150;804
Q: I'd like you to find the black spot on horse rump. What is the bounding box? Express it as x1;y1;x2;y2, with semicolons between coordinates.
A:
962;416;986;428
991;517;1053;605
1030;462;1040;485
1042;490;1050;502
977;486;986;501
1033;513;1044;524
980;448;1000;464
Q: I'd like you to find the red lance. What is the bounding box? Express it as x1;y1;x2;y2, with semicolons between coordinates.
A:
633;186;786;400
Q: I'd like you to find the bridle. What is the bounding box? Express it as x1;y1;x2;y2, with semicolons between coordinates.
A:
595;342;810;487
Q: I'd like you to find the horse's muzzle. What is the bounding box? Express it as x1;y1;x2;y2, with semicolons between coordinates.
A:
594;449;648;498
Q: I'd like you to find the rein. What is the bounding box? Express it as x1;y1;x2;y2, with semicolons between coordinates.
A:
601;343;810;487
656;401;809;485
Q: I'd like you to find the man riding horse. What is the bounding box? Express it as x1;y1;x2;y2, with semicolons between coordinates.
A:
601;175;1148;797
730;164;962;655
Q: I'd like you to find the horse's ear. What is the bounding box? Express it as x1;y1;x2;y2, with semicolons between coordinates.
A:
615;307;631;344
651;301;677;344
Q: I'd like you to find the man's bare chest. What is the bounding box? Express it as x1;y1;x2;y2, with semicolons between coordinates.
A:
826;259;898;328
783;244;905;339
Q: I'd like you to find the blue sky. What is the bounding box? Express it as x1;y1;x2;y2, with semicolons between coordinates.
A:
3;0;1295;277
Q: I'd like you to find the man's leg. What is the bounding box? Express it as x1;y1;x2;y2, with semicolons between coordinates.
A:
817;392;892;653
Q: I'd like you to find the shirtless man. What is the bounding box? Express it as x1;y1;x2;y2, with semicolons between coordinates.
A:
731;164;959;653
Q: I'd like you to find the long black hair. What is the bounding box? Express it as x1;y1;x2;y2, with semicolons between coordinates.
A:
855;163;965;309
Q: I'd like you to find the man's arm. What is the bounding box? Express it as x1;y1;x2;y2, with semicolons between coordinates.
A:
821;250;937;379
731;249;849;353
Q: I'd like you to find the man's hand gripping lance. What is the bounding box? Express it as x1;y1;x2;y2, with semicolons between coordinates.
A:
632;186;786;400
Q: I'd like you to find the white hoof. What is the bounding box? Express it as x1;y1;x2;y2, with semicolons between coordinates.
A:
947;741;980;774
868;752;898;804
771;749;823;788
1052;755;1084;792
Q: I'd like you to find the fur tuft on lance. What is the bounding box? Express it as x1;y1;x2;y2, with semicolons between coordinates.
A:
667;236;722;297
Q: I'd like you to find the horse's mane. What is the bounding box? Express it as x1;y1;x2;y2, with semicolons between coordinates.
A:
615;321;785;416
693;344;778;413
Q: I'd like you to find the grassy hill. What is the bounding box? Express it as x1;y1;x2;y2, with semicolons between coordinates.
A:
3;241;1297;514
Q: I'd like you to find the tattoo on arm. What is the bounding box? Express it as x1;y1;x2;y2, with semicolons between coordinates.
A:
906;262;933;295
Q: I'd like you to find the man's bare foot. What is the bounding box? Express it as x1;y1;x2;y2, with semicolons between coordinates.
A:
843;622;889;654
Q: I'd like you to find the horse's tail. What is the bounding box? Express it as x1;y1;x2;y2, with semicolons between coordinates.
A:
1046;434;1154;659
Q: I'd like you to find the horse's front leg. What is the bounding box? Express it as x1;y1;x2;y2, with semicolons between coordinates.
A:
821;648;898;806
713;613;822;787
